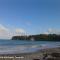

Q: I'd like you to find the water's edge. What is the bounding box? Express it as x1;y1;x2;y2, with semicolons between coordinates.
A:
0;39;60;54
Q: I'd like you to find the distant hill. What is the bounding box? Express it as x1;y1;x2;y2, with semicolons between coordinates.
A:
12;34;60;41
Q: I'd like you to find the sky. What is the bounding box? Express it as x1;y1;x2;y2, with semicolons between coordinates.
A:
0;0;60;39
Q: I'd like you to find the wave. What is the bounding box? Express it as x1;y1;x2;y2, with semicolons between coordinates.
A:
0;40;60;54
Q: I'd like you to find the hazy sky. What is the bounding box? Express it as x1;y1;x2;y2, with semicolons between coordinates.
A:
0;0;60;39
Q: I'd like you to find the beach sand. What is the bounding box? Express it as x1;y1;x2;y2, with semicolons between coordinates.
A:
0;47;60;60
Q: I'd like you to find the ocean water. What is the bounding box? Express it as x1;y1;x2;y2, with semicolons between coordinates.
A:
0;39;60;54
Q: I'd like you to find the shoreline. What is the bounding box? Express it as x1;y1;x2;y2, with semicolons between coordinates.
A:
0;47;60;55
0;47;60;60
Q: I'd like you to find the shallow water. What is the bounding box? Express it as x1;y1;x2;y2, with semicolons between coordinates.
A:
0;39;60;54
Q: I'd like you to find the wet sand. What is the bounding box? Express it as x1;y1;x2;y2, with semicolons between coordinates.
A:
0;47;60;60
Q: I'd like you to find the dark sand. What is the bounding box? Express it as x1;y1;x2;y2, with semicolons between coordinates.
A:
0;47;60;60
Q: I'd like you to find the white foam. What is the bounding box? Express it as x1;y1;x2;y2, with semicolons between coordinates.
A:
0;42;60;54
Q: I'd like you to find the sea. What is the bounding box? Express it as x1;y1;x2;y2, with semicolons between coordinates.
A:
0;39;60;54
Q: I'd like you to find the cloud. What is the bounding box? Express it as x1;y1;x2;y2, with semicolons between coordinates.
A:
43;28;60;34
0;24;9;32
0;24;60;39
15;28;26;36
44;32;49;34
0;24;9;39
0;24;26;39
47;28;60;34
15;28;25;33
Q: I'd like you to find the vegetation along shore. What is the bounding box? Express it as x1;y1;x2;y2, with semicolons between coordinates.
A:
12;34;60;41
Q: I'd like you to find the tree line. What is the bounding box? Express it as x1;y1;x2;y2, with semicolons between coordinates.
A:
12;34;60;41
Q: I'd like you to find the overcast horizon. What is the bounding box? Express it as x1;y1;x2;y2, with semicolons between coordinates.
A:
0;0;60;39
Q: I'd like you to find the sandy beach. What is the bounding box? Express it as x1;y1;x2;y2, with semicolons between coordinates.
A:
0;47;60;60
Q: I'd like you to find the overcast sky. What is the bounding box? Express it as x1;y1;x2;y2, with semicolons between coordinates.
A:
0;0;60;39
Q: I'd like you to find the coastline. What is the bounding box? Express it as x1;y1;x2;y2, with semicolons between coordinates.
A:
0;47;60;60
